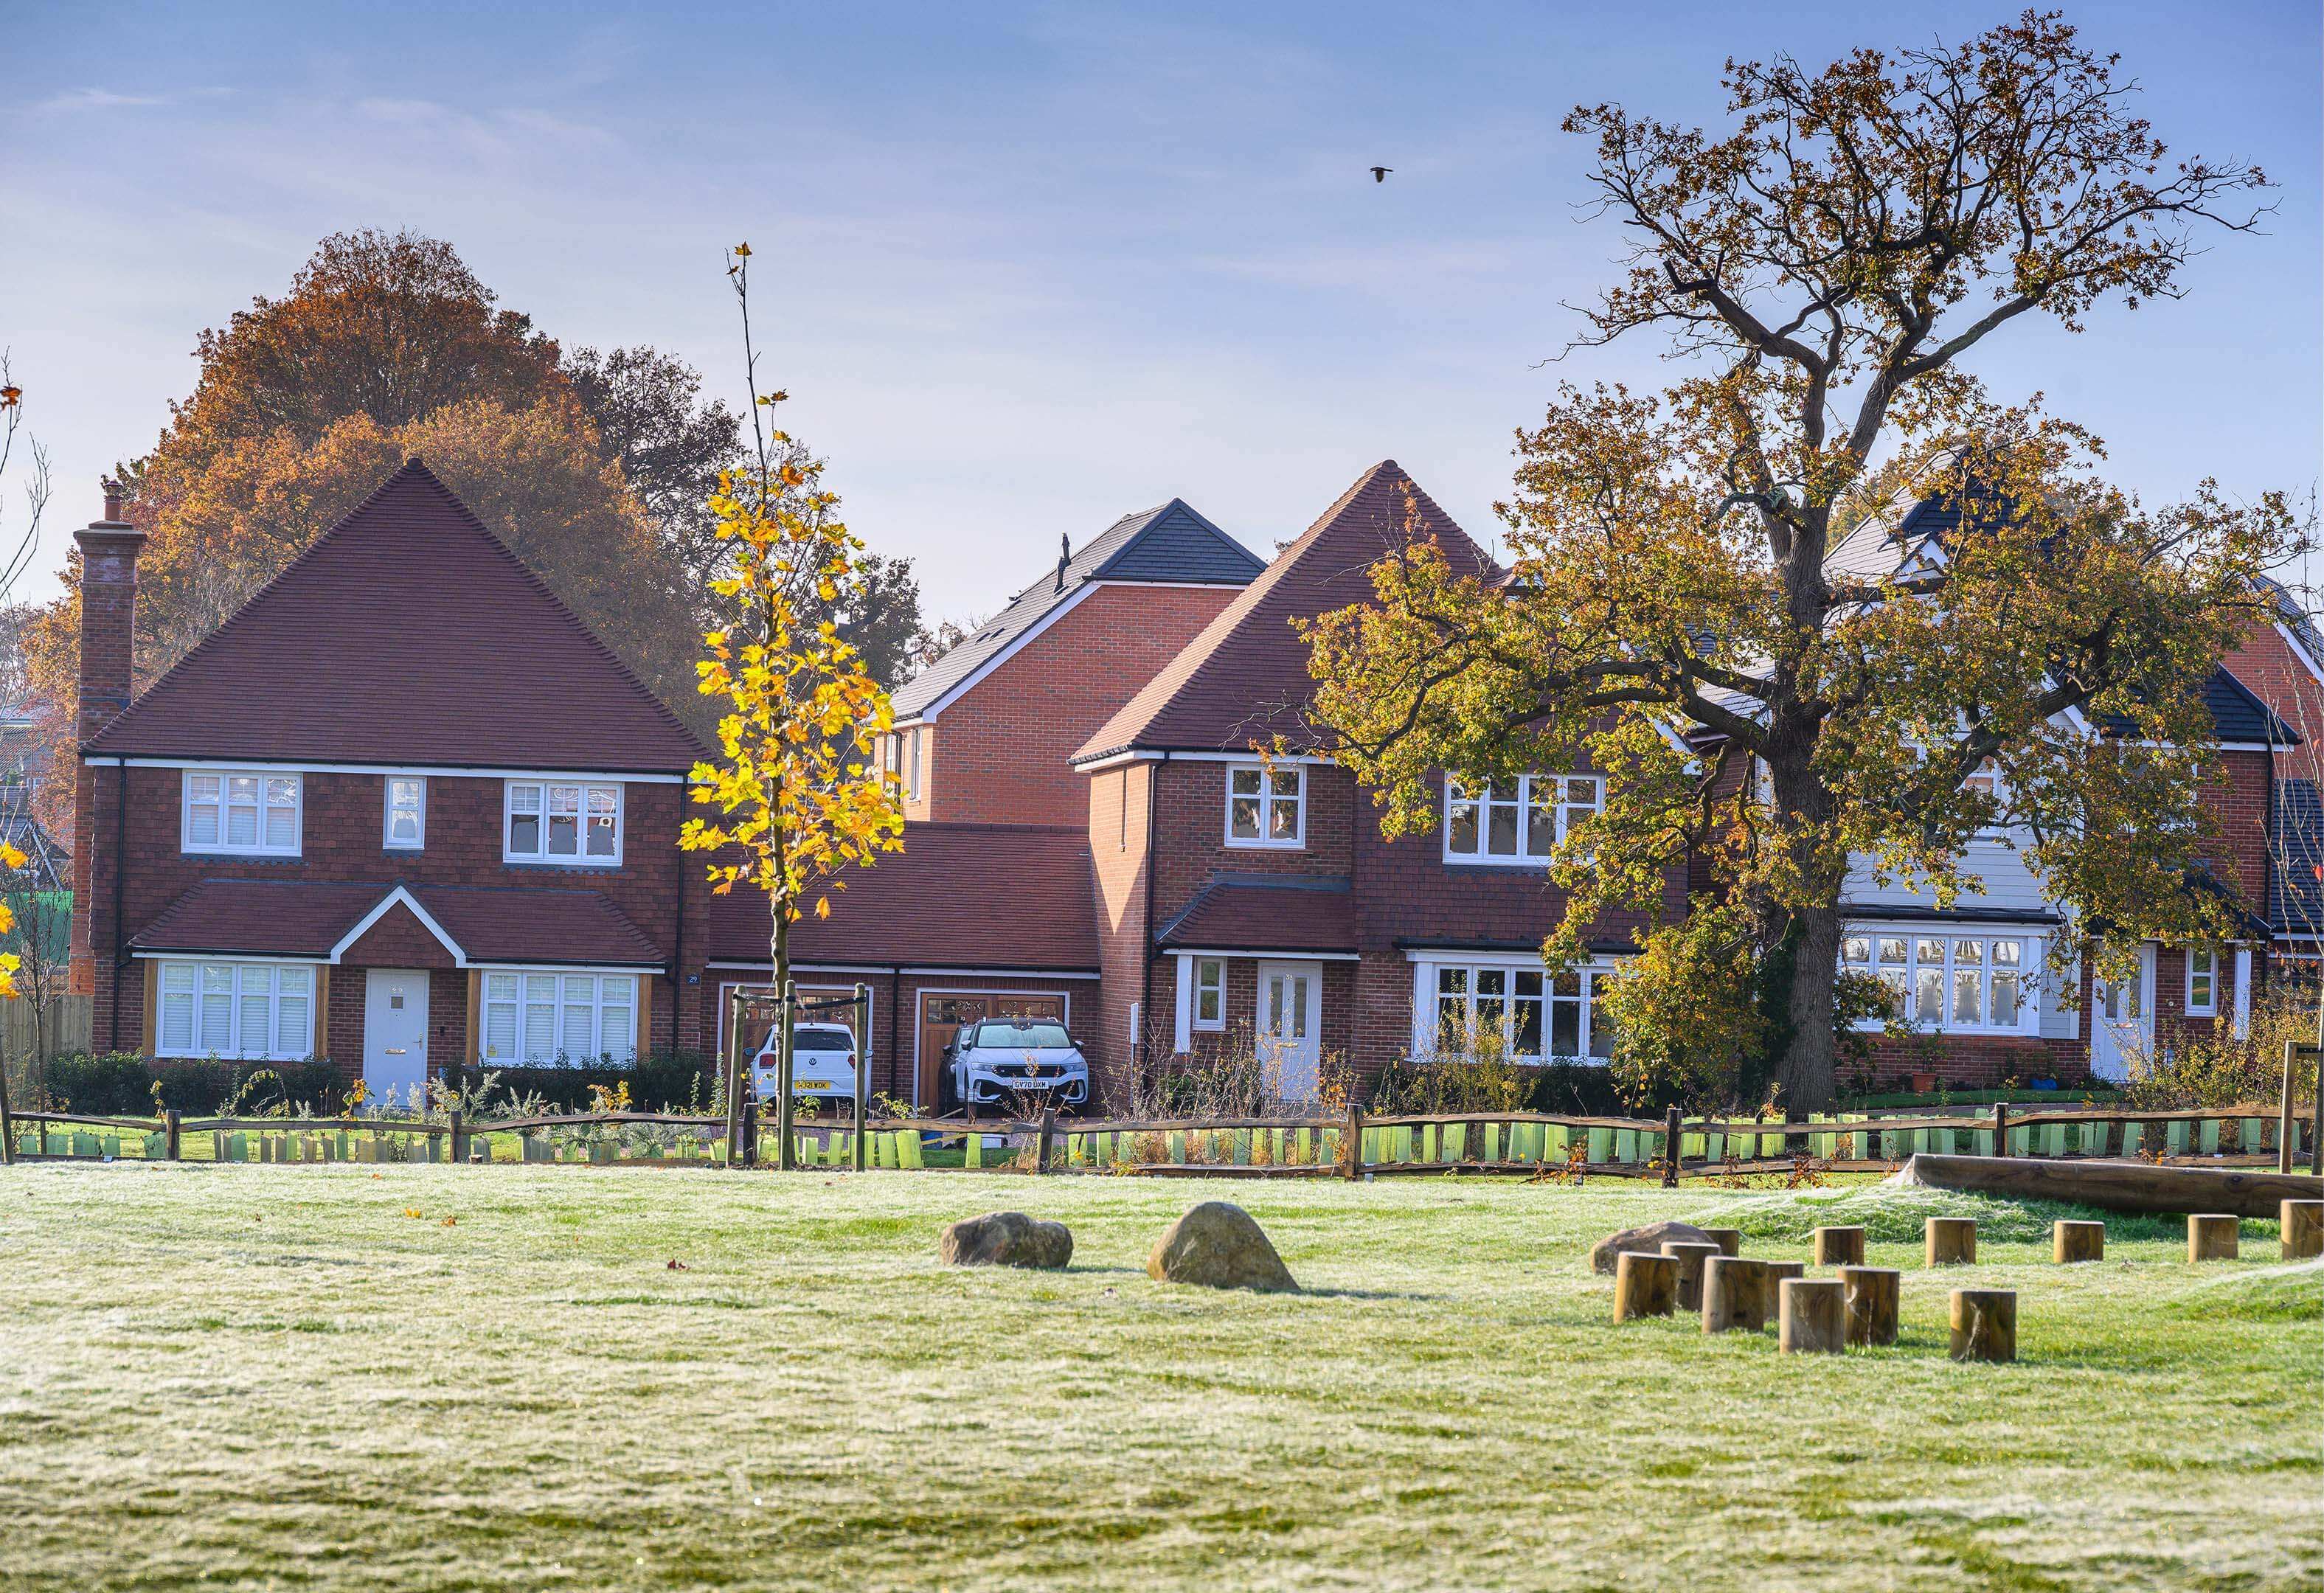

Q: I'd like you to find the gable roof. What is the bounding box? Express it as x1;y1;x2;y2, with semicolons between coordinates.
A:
1074;461;1495;762
890;498;1262;721
85;459;704;774
705;822;1098;971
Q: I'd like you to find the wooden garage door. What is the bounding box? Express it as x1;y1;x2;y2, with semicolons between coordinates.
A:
916;990;1066;1108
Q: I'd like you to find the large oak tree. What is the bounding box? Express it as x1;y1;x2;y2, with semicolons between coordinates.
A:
1303;13;2298;1112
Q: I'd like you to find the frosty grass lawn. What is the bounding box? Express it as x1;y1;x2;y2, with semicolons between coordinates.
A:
1;1163;2317;1592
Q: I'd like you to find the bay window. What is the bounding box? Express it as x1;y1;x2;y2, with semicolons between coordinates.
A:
1226;764;1304;847
1842;929;2033;1032
1444;774;1600;864
504;780;622;864
183;770;301;856
1429;961;1612;1062
479;971;637;1064
156;961;314;1060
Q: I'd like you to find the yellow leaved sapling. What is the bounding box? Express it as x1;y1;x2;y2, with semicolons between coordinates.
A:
681;246;903;1165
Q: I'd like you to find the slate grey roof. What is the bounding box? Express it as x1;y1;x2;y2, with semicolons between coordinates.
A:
891;499;1263;721
2271;778;2324;937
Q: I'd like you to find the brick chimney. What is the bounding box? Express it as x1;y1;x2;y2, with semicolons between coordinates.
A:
74;479;144;743
69;480;144;1003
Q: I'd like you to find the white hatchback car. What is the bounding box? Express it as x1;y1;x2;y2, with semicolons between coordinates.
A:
751;1021;861;1103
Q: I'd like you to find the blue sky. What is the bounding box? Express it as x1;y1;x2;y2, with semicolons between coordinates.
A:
7;2;2319;623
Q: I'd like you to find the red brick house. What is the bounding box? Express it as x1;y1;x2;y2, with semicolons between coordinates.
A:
66;454;2303;1108
1068;461;1679;1101
69;462;712;1103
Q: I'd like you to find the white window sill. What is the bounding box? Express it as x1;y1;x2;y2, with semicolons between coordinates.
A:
1443;853;1552;869
181;847;302;861
502;855;622;869
1223;837;1303;851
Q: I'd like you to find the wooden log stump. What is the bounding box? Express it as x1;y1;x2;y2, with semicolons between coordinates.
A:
1925;1216;1977;1267
1661;1240;1721;1311
2053;1220;2105;1263
1701;1256;1771;1334
1612;1251;1679;1322
1758;1259;1805;1322
1948;1288;2016;1362
1813;1225;1866;1267
2187;1212;2239;1262
1698;1226;1742;1257
1837;1266;1899;1347
2282;1198;2324;1262
1778;1277;1847;1354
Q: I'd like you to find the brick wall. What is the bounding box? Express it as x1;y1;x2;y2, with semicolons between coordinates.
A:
912;583;1241;827
80;765;708;1066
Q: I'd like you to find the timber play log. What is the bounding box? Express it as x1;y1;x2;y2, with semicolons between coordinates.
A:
1613;1251;1678;1322
1838;1266;1899;1347
1813;1225;1866;1267
1949;1288;2016;1362
2187;1213;2239;1262
1925;1217;1977;1267
1702;1256;1771;1334
1899;1153;2324;1220
1779;1278;1847;1354
1661;1240;1721;1311
2053;1220;2105;1263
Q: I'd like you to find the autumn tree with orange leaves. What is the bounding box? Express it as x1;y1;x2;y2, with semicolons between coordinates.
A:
680;246;903;1165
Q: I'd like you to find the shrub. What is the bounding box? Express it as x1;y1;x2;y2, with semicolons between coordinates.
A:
2123;981;2316;1112
30;1054;346;1115
446;1051;718;1114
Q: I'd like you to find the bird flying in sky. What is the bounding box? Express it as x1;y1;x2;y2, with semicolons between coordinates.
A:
1370;166;1392;183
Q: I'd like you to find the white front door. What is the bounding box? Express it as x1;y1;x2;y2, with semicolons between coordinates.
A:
2089;945;2154;1082
364;969;430;1111
1257;961;1322;1103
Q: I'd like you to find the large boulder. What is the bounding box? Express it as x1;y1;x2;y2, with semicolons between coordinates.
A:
1589;1219;1716;1275
1147;1201;1299;1293
938;1210;1073;1270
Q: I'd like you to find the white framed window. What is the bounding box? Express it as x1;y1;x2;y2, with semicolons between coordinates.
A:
1226;763;1304;848
907;728;923;802
1444;774;1600;864
2185;946;2218;1017
1429;961;1612;1062
479;971;637;1064
384;774;426;850
504;780;622;865
1193;958;1225;1031
182;770;301;856
1842;930;2033;1032
156;961;314;1060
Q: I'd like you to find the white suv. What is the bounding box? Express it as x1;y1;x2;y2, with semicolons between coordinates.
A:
946;1018;1089;1111
751;1021;860;1103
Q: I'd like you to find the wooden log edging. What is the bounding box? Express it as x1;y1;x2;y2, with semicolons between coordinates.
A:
1902;1153;2324;1219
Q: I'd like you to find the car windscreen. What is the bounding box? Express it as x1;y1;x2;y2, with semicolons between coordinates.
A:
971;1021;1071;1049
791;1029;853;1052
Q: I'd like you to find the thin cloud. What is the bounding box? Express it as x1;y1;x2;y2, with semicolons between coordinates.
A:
35;87;167;113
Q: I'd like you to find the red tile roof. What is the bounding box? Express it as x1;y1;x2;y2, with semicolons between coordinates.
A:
86;459;704;774
1072;461;1495;761
130;878;664;967
706;822;1097;970
1156;876;1356;954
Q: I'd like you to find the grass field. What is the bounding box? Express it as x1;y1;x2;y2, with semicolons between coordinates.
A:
1;1164;2317;1592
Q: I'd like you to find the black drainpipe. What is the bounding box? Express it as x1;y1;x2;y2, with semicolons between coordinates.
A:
888;965;903;1101
111;760;126;1049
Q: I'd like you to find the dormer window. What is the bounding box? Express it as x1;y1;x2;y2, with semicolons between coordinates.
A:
1445;774;1600;865
1226;763;1303;848
183;770;301;857
504;780;622;865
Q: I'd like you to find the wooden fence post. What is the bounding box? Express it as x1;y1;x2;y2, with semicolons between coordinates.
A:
162;1108;181;1162
774;979;797;1172
0;1058;13;1167
1033;1108;1056;1175
2280;1041;2300;1175
1662;1104;1682;1188
722;987;746;1170
1992;1100;2009;1157
1342;1100;1364;1181
448;1108;466;1167
852;983;870;1173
